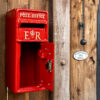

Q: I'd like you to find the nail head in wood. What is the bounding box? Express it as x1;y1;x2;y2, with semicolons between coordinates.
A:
61;60;66;66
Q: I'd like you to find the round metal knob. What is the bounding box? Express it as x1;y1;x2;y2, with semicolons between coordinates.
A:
80;39;87;45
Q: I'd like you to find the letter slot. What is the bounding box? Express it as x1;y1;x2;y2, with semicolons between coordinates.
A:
6;9;54;93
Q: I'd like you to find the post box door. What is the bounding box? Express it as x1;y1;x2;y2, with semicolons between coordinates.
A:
38;43;54;91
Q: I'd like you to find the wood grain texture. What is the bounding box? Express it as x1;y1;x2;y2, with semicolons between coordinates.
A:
29;0;46;10
29;0;49;100
29;91;49;100
0;0;7;100
8;90;29;100
53;0;70;100
8;0;29;10
7;0;29;100
70;0;98;100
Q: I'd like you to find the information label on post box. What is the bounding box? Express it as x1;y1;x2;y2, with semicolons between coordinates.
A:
19;12;46;19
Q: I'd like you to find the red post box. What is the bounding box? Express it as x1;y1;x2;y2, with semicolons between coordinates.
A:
6;9;54;93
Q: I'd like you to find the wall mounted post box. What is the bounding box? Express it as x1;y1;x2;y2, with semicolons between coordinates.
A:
6;9;54;93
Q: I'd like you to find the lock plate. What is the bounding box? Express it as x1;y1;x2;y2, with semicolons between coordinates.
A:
46;60;52;72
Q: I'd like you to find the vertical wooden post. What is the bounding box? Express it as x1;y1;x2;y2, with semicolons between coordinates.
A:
0;0;7;100
70;0;98;100
53;0;70;100
7;0;29;100
29;0;49;100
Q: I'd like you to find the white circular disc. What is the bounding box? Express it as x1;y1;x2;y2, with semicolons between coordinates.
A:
73;51;88;61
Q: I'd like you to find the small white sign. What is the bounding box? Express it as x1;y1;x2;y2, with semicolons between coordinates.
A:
73;51;88;61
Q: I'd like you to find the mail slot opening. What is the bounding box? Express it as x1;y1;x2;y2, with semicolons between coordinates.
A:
20;23;45;28
20;42;41;88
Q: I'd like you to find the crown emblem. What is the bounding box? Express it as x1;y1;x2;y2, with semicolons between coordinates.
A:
30;30;35;38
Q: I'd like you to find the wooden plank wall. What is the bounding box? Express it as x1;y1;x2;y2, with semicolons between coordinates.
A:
53;0;70;100
70;0;98;100
0;0;7;100
0;0;98;100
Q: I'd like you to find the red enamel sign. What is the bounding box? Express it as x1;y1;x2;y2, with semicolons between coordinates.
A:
6;8;54;93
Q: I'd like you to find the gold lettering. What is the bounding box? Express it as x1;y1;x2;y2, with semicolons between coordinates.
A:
25;31;30;40
36;32;41;40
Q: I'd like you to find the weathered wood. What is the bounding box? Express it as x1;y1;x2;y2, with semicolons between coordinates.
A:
0;0;7;100
70;0;98;100
53;0;70;100
29;0;49;100
97;1;100;100
7;0;29;100
29;0;46;10
8;90;29;100
8;0;29;10
29;91;49;100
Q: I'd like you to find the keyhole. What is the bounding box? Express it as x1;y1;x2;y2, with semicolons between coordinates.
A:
45;60;52;72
